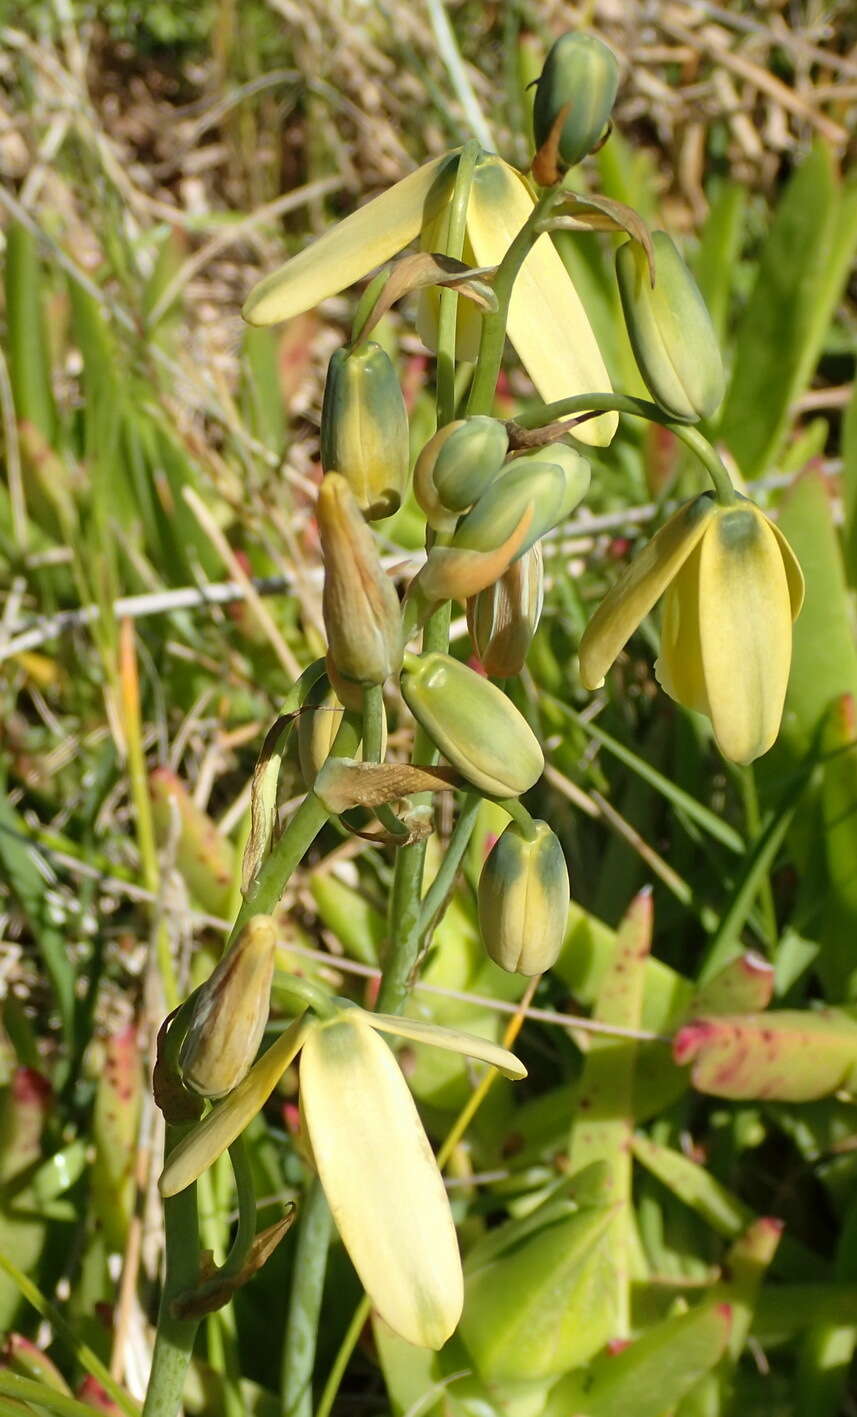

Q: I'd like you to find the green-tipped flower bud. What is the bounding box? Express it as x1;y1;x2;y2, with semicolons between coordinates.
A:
451;442;590;557
533;32;619;169
320;343;409;520
179;917;277;1099
401;652;543;797
478;819;569;974
616;231;725;423
318;473;403;685
414;417;509;531
467;543;544;677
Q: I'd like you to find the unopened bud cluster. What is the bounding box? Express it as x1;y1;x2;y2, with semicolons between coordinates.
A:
151;21;807;1376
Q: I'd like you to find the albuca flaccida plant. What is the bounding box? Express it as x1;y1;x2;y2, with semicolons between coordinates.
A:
144;32;811;1417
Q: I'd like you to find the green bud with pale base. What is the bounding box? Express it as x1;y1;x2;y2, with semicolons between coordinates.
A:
414;416;509;531
533;32;620;170
616;231;725;423
447;441;590;559
478;818;569;974
401;651;543;797
320;343;409;521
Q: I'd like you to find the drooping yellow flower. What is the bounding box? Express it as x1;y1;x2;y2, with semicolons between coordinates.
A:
159;1001;525;1349
243;151;617;446
578;494;804;764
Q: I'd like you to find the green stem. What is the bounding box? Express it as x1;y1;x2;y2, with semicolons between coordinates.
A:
415;792;481;940
361;684;411;838
224;1135;256;1273
280;1178;333;1417
274;974;338;1020
516;392;737;505
229;714;362;943
741;765;779;951
361;683;385;764
378;602;452;1014
466;185;565;417
491;795;539;838
314;1294;371;1417
142;1128;202;1417
436;139;481;425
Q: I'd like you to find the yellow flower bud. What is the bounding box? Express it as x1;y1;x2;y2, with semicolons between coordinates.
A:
616;231;725;422
467;543;544;677
401;652;543;797
178;917;277;1099
317;473;403;686
478;819;569;975
320;344;409;521
533;32;620;170
579;494;804;763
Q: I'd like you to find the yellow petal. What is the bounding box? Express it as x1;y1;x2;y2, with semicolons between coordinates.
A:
366;1012;527;1079
655;542;710;715
768;517;805;620
578;493;716;690
159;1012;310;1197
698;505;794;763
243;154;458;325
466;156;616;446
300;1011;463;1349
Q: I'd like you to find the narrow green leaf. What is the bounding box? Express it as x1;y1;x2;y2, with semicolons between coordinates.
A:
816;695;857;997
4;223;56;440
777;469;857;757
547;695;744;854
631;1132;821;1280
0;795;76;1056
719;148;857;477
693;183;746;343
697;779;803;983
843;382;857;582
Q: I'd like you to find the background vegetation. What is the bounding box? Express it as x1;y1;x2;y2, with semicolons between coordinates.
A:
1;2;856;1414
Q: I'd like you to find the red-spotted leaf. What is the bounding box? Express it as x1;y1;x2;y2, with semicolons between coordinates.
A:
689;952;775;1016
674;1010;857;1101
